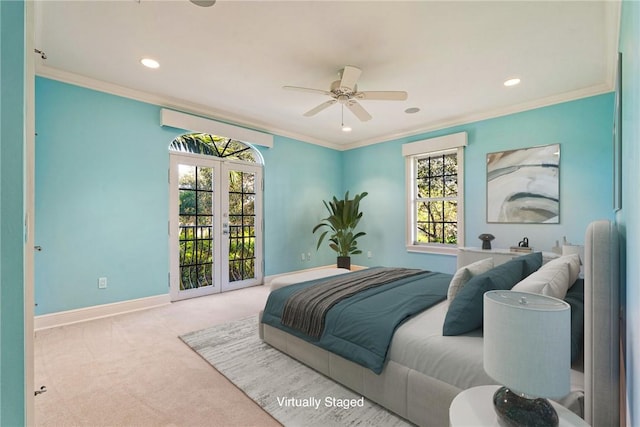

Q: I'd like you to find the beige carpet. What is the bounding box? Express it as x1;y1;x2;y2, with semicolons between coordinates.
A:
181;316;412;427
34;285;281;426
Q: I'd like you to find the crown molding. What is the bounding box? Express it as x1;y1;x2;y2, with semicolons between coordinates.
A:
341;82;613;151
35;64;345;151
36;64;613;153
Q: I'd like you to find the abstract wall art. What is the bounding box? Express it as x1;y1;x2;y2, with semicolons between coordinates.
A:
486;144;560;223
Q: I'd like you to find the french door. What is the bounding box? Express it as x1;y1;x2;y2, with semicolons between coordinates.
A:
169;153;263;301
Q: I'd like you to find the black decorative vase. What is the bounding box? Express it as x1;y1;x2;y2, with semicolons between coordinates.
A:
337;256;351;270
493;387;559;427
479;233;495;250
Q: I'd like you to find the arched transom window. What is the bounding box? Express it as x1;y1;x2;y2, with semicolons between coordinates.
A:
169;133;261;164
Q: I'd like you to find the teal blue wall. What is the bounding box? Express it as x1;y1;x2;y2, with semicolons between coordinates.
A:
342;134;458;272
34;77;342;315
0;1;26;424
259;136;342;273
35;78;615;314
618;1;639;424
344;94;615;272
35;79;176;315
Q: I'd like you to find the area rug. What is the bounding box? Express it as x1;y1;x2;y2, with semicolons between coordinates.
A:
180;316;412;427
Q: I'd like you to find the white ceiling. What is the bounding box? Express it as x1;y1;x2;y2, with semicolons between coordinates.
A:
34;1;620;150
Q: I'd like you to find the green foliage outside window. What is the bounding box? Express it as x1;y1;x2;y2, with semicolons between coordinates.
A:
415;152;458;245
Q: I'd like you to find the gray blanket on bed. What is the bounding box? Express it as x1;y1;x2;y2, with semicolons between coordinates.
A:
281;267;424;339
261;268;451;373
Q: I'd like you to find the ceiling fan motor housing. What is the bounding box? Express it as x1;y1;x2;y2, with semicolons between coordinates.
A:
330;80;357;99
283;65;407;122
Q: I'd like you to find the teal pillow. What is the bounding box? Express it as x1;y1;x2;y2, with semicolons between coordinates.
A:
518;251;544;276
442;252;543;336
564;278;585;363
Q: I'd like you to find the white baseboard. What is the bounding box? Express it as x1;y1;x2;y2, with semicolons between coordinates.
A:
34;294;171;331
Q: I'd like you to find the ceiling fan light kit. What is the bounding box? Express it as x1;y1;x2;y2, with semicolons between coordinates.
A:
340;105;352;132
284;65;408;124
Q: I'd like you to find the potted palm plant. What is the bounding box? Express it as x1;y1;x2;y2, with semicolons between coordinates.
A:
312;191;368;270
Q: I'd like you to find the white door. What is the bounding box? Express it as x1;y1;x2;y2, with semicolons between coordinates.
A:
220;161;263;292
169;153;262;301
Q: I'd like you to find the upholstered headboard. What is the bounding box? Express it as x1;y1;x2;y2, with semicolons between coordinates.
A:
584;219;620;426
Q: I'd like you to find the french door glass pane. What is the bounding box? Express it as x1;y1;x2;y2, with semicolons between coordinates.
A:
228;170;256;282
178;164;214;290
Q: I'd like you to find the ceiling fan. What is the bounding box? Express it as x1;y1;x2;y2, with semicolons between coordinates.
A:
283;66;408;122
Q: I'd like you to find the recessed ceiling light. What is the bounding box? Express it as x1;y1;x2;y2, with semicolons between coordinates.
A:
140;58;160;69
405;107;420;114
504;78;521;87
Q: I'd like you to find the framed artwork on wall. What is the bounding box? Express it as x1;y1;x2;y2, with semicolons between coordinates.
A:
486;143;560;224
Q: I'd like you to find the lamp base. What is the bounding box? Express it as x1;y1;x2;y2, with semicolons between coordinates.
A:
492;387;559;427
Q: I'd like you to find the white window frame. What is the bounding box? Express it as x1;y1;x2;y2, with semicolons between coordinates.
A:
403;132;467;255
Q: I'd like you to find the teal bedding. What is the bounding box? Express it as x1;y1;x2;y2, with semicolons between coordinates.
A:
261;268;451;374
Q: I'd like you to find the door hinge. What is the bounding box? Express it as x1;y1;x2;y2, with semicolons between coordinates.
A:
168;272;171;288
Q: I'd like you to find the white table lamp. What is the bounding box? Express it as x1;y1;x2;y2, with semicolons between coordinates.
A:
484;290;571;427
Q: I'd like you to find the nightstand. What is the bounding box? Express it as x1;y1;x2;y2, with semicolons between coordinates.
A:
449;385;588;427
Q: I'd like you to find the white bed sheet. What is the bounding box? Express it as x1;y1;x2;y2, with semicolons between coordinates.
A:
269;268;350;291
388;300;585;396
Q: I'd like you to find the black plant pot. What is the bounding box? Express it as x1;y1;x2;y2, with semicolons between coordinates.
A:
337;256;351;270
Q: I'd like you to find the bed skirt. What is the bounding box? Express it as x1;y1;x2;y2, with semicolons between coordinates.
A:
261;320;458;426
259;316;583;426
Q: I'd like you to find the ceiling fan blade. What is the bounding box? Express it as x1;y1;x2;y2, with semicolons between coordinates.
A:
303;99;337;117
339;66;362;92
345;100;372;122
283;86;333;97
356;91;408;101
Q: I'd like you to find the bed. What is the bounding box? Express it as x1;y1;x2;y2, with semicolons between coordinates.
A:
258;220;620;427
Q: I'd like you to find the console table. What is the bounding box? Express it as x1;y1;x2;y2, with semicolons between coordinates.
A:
457;247;559;269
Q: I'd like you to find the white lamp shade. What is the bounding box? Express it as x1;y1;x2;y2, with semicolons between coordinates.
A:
483;290;571;399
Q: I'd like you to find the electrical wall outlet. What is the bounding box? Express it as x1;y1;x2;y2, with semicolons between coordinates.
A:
367;251;373;259
98;277;107;289
300;253;305;261
307;252;311;261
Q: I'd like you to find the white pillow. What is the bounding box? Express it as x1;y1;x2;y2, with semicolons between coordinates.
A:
543;253;581;285
447;257;494;301
511;261;571;299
